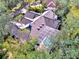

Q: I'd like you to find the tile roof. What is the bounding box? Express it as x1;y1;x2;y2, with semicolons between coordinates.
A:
38;26;60;43
42;10;57;20
44;17;60;29
10;21;31;29
20;18;32;24
24;11;40;19
11;24;30;40
11;24;20;38
42;36;53;50
10;7;60;43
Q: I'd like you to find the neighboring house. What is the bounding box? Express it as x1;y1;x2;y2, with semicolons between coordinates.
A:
40;0;56;6
46;1;57;11
31;1;41;6
11;0;57;17
47;1;56;7
11;3;30;17
11;10;21;17
41;0;57;11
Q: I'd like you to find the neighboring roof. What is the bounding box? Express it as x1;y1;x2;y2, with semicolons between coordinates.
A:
45;7;56;11
47;1;56;7
11;3;29;17
40;0;55;5
11;10;21;17
23;3;30;9
31;1;40;6
20;3;30;13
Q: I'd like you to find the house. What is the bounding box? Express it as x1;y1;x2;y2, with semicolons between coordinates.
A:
40;0;57;11
40;0;56;6
11;2;30;17
9;10;60;50
46;1;57;11
47;1;56;7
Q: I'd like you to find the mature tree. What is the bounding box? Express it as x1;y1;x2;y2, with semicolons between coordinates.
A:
0;0;21;9
0;14;13;43
0;1;7;14
0;14;13;34
27;51;52;59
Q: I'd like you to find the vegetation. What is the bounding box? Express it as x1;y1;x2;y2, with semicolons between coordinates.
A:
0;0;79;59
29;4;44;13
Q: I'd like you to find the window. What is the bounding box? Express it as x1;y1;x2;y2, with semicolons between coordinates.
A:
37;24;44;31
40;25;42;28
37;28;40;31
42;24;44;26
